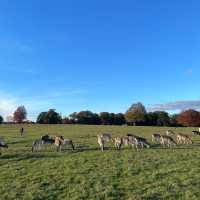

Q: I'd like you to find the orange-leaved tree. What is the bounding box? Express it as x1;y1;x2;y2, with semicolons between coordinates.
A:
177;109;200;127
13;106;27;123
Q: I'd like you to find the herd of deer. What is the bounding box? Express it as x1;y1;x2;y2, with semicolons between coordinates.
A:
97;129;199;151
0;129;200;155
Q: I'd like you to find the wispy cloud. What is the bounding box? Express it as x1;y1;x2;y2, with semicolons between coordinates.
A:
70;89;89;95
0;39;32;53
148;100;200;112
0;66;35;74
185;68;193;75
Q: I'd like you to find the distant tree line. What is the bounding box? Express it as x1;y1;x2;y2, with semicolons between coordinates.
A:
1;102;200;127
37;110;126;125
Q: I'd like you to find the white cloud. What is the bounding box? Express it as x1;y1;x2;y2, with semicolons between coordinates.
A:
0;88;89;121
0;99;17;119
148;100;200;112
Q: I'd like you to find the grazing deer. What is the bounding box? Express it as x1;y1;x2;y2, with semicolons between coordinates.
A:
160;135;177;148
121;136;131;147
126;134;150;151
32;134;55;152
97;133;112;151
32;139;43;152
32;135;75;152
60;138;75;151
113;137;122;150
166;130;175;136
54;136;66;152
152;133;161;142
0;139;8;155
192;131;200;136
177;133;193;144
127;134;148;143
134;137;150;151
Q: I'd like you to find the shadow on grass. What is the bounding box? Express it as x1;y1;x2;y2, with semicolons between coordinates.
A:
1;142;200;162
0;152;64;162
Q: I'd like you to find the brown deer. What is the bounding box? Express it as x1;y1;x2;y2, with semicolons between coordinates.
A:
152;133;161;142
160;135;177;148
97;133;112;151
176;133;193;144
113;137;122;150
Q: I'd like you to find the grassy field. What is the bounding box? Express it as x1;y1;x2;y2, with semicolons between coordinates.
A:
0;125;200;200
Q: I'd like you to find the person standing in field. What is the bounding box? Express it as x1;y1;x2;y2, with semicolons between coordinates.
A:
20;127;24;136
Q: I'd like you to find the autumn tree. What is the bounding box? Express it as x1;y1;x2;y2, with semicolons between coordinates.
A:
125;102;147;125
177;109;200;127
13;106;27;123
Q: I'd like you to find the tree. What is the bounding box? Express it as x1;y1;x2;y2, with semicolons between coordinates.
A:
69;112;78;123
75;111;101;125
0;115;3;124
146;112;158;126
177;109;200;127
113;113;126;125
62;117;74;124
45;109;62;124
36;109;62;124
108;113;115;125
125;102;147;125
99;112;125;125
100;112;111;125
154;111;170;126
36;112;47;124
13;106;27;123
169;114;179;127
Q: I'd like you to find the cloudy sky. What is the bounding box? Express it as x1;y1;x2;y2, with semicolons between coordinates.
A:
1;0;200;121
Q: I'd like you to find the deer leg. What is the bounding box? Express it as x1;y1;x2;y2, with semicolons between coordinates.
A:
71;143;75;150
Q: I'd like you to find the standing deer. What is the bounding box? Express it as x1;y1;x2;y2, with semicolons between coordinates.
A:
97;133;112;151
113;137;122;150
152;133;161;142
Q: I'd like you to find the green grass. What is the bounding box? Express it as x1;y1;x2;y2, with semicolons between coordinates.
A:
0;125;200;200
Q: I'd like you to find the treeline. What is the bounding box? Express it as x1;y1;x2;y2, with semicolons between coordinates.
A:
37;109;126;125
34;102;200;127
1;102;200;127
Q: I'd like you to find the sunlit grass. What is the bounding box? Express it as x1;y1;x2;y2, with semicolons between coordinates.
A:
0;125;200;200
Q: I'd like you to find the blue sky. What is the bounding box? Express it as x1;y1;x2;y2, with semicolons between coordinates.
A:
1;0;200;120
